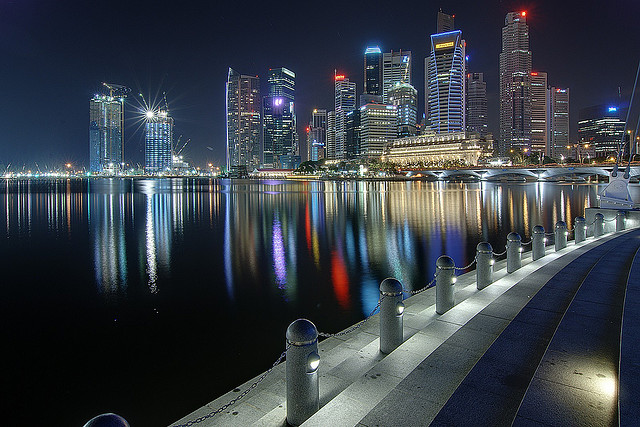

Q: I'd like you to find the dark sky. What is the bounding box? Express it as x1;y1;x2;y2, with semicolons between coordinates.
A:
1;0;639;169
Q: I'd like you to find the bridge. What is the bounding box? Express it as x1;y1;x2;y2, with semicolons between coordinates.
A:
402;164;640;182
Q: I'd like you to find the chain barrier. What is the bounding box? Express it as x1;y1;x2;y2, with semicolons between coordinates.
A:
454;256;477;271
521;239;532;246
405;272;439;295
492;248;507;257
605;217;617;223
171;345;290;427
318;298;382;338
544;231;555;236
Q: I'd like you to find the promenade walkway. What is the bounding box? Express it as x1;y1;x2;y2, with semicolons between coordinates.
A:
172;228;640;427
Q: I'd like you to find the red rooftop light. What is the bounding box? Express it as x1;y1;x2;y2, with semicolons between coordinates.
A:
522;11;526;16
335;75;345;81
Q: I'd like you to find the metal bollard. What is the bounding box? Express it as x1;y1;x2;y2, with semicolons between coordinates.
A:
379;278;404;354
506;232;522;273
476;242;493;290
286;319;320;426
616;210;626;232
436;255;456;314
575;217;586;243
594;213;605;237
83;414;129;427
532;225;545;261
555;221;567;251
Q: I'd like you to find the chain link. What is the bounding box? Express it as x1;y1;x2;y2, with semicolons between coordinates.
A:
605;217;617;223
521;239;532;246
318;298;382;338
171;346;290;427
492;248;507;257
544;231;555;236
454;256;477;271
405;272;439;295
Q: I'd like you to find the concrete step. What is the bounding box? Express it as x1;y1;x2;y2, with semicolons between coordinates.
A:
513;231;640;426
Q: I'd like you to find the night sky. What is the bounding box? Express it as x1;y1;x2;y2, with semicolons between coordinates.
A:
1;0;638;170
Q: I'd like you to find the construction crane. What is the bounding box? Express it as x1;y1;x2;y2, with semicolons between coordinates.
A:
102;82;131;97
174;135;190;156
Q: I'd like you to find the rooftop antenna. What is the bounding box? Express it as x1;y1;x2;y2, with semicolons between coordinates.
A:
163;91;169;112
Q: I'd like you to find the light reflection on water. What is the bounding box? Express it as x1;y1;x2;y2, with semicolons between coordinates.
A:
2;177;637;426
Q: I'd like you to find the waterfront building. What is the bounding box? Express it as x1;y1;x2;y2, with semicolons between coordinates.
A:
327;110;336;159
426;29;466;133
578;104;626;159
345;109;360;159
530;71;549;156
550;87;570;160
388;82;418;137
382;50;412;103
499;11;532;155
334;75;357;159
308;108;327;161
263;67;297;168
226;68;261;170
89;85;128;173
437;8;455;33
465;72;488;137
359;104;398;159
145;109;174;173
364;46;383;96
382;131;491;166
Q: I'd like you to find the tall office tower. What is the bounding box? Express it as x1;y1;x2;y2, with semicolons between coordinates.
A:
263;67;297;167
466;72;488;137
437;9;454;33
426;30;466;133
89;84;128;173
334;74;357;160
145;109;174;173
382;50;412;103
364;46;383;96
549;87;570;159
359;104;398;159
226;68;261;170
388;82;418;137
578;105;626;158
345;110;361;159
308;108;328;161
530;71;549;156
326;111;336;158
499;11;532;155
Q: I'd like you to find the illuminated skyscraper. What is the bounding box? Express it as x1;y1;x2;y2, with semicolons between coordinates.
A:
327;110;336;159
499;11;532;155
308;108;327;161
426;30;466;133
382;50;411;103
334;74;357;159
263;67;297;167
359;103;398;158
550;87;570;159
388;82;418;137
145;109;173;173
530;71;549;156
89;84;128;173
579;105;626;158
466;72;488;137
364;46;382;96
226;68;261;170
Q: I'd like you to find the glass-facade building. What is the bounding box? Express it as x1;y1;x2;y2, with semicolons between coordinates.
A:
466;72;488;137
382;50;411;103
499;12;532;155
550;87;570;159
145;110;174;174
427;30;465;133
263;67;297;167
89;94;126;173
359;104;398;159
308;108;327;162
530;71;548;156
388;82;418;137
364;46;382;96
334;75;357;160
578;104;626;158
226;68;261;170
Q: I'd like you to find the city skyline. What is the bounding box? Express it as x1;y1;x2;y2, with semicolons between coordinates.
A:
0;0;638;168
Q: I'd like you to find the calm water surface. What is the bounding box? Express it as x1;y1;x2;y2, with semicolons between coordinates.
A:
2;178;630;426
